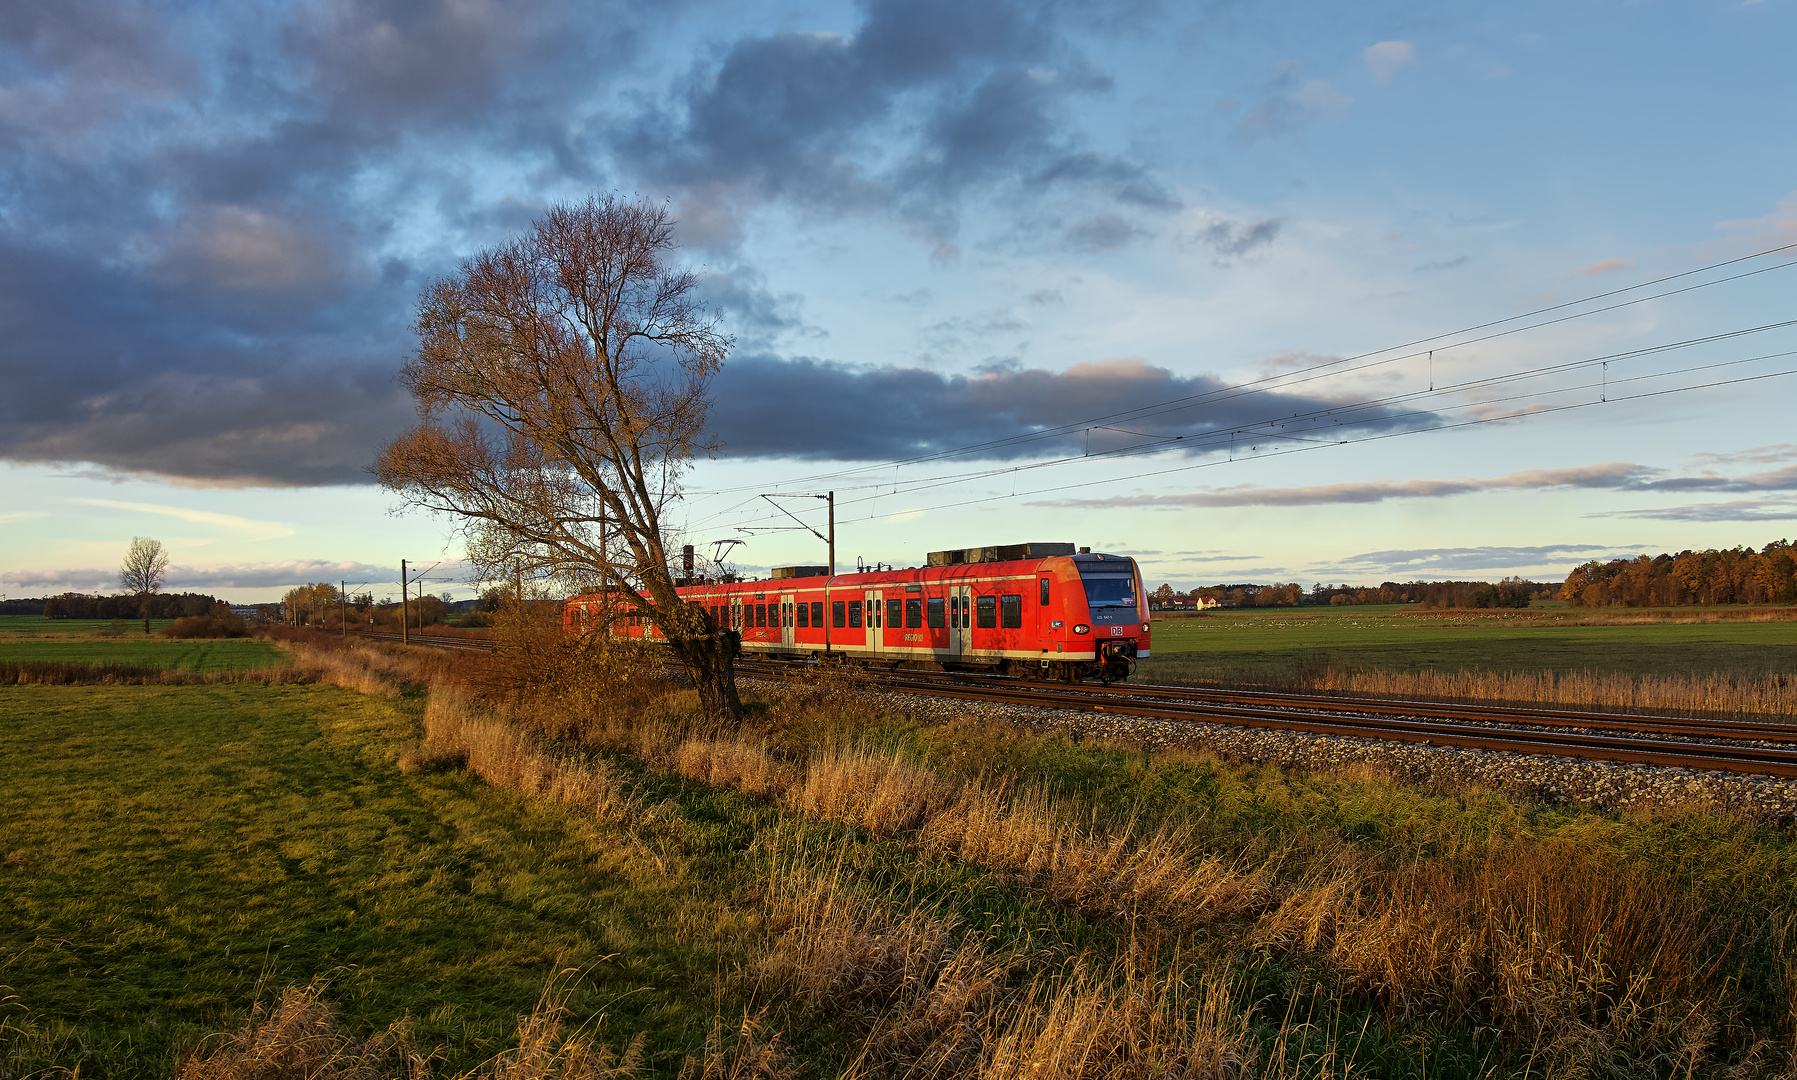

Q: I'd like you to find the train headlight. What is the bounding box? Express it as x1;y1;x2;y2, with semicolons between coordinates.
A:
1072;623;1090;635
1141;623;1151;633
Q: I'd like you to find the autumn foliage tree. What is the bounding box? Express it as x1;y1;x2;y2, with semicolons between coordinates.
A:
376;194;743;721
1560;540;1797;606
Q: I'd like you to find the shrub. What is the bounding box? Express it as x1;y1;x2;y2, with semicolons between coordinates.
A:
162;614;250;639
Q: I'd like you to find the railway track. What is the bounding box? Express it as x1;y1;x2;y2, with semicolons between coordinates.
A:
349;631;1797;779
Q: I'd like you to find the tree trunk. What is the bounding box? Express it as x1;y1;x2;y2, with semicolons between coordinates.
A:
670;630;743;723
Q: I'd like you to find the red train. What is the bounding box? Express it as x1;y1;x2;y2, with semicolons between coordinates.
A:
564;542;1150;682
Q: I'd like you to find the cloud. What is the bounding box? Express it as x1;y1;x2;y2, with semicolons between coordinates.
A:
0;0;1189;488
1066;212;1147;251
708;355;1433;461
1234;61;1353;143
1595;499;1797;523
1051;455;1797;509
67;498;295;540
1;558;403;595
1574;257;1632;277
1327;544;1633;577
1362;41;1414;83
0;0;658;487
1183;213;1286;261
613;0;1175;245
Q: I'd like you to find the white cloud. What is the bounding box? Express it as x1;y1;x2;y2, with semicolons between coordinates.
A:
1294;79;1353;114
68;498;295;541
1363;41;1415;84
1573;257;1632;277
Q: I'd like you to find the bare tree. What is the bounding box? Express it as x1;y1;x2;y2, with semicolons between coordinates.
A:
119;536;169;634
376;194;743;721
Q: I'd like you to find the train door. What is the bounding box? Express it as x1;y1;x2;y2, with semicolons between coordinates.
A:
780;592;795;650
864;588;883;655
948;583;973;659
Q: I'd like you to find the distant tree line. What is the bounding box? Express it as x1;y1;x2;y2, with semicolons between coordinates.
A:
42;592;228;620
1;597;48;616
1559;540;1797;606
1148;578;1555;610
279;582;466;630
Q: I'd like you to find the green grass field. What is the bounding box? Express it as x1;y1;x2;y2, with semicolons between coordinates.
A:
1140;604;1797;682
0;615;286;672
0;615;180;638
0;638;289;672
0;682;741;1077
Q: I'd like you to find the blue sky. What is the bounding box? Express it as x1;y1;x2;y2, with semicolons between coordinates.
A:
3;0;1795;601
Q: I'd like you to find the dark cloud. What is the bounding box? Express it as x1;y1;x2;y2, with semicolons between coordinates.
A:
1324;545;1640;577
1067;213;1147;251
708;354;1428;461
1597;499;1797;523
617;0;1177;243
1188;214;1284;259
2;558;408;595
1052;456;1797;510
0;0;659;486
0;0;1183;487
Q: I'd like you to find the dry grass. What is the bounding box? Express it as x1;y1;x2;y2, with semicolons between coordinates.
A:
976;958;1255;1080
176;978;644;1080
1306;667;1797;722
176;980;429;1080
1251;840;1742;1070
0;659;306;686
676;1011;794;1080
756;847;1259;1080
671;738;797;797
790;745;1274;934
401;683;637;822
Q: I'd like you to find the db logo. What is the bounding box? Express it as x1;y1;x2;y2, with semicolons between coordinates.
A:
1110;625;1126;636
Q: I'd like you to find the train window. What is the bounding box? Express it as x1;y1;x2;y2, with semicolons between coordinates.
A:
905;598;923;628
757;603;768;628
1000;594;1022;628
833;600;845;627
927;598;945;628
975;595;997;628
811;601;824;626
886;598;903;628
1040;578;1051;606
785;603;794;627
796;602;809;628
1083;575;1136;607
848;600;862;628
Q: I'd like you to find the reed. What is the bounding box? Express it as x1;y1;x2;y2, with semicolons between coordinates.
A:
1307;668;1797;721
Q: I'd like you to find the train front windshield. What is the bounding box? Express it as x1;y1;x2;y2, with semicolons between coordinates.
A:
1081;573;1137;607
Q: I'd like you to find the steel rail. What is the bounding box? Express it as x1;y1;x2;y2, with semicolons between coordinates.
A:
740;661;1797;742
348;632;1797;778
